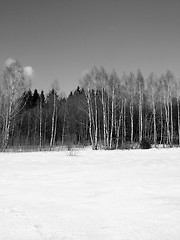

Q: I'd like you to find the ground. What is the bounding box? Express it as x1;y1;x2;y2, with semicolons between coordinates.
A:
0;148;180;240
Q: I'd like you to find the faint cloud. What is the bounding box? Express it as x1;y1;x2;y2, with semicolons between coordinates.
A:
5;58;16;67
23;66;34;77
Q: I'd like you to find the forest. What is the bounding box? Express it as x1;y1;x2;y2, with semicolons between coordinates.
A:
1;60;180;151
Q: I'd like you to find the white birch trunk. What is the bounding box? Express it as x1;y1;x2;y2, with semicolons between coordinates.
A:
39;98;42;149
50;91;56;148
152;98;157;146
53;106;58;146
86;91;94;149
116;102;123;149
130;100;134;145
170;100;173;145
110;85;115;149
94;90;98;149
177;99;180;146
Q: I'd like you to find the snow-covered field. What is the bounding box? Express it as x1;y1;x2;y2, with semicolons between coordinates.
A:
0;148;180;240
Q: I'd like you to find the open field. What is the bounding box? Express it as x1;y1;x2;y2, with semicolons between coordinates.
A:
0;148;180;240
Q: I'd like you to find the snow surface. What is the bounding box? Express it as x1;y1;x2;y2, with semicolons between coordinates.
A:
0;148;180;240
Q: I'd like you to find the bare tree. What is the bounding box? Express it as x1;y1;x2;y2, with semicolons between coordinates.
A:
98;67;109;148
175;78;180;145
91;67;99;149
127;73;136;145
81;72;95;149
165;71;176;145
0;60;28;150
50;79;59;148
136;70;144;143
147;73;158;146
39;91;44;149
109;70;119;149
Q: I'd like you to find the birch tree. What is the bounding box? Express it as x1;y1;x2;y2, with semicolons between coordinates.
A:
147;73;158;146
39;91;45;149
80;72;95;149
127;73;136;145
50;80;59;148
98;67;109;148
91;67;99;149
109;70;119;149
0;60;28;150
165;71;176;145
136;70;144;143
174;78;180;145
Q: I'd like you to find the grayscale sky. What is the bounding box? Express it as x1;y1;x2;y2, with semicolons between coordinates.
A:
0;0;180;95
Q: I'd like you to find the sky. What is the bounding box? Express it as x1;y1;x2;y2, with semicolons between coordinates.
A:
0;0;180;95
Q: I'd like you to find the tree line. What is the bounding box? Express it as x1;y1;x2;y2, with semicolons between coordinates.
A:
1;60;180;151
